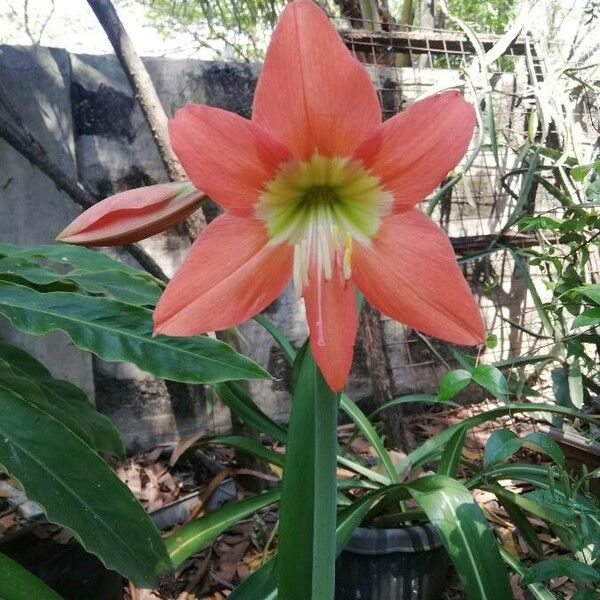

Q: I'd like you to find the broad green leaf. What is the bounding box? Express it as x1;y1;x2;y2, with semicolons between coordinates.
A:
522;559;600;585
0;281;268;383
484;429;518;467
484;430;564;468
437;369;472;401
278;346;338;600
407;475;513;600
214;382;287;444
573;308;600;329
0;341;123;457
340;394;397;483
0;243;163;304
438;426;467;477
0;254;161;306
166;489;280;568
499;548;557;600
0;386;170;587
577;284;600;306
0;552;65;600
472;364;508;399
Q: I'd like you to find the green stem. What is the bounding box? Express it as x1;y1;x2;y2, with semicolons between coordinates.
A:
277;345;339;600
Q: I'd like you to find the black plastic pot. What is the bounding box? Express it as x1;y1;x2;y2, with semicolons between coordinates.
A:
335;523;449;600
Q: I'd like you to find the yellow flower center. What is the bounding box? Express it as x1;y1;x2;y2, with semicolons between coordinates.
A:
256;153;392;294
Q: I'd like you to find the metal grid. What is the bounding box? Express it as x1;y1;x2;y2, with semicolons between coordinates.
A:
336;19;566;400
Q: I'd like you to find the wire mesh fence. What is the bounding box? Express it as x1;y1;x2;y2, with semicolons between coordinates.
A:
335;18;592;403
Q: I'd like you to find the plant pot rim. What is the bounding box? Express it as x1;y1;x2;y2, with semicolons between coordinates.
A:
345;522;443;555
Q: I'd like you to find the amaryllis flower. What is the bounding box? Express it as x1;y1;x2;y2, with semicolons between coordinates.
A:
152;0;484;390
58;0;484;391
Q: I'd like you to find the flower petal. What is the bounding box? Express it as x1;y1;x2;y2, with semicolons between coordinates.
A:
354;91;475;212
154;214;292;335
56;182;204;246
303;270;357;391
352;210;484;345
169;105;292;216
252;0;381;160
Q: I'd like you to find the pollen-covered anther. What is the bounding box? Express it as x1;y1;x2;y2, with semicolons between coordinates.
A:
256;152;392;294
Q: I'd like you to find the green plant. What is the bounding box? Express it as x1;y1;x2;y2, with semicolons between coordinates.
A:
170;318;600;599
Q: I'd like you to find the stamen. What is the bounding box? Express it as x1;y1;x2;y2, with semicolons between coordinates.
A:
315;254;326;347
343;233;353;280
257;152;392;299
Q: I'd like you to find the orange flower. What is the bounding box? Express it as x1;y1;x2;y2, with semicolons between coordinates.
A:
58;0;484;390
56;182;204;246
153;0;484;390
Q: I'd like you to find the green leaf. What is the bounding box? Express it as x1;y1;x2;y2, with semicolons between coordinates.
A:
340;394;397;483
0;553;65;600
522;559;600;585
0;341;124;457
437;369;472;401
166;489;280;568
499;548;557;600
438;425;467;477
484;430;564;468
0;386;170;587
486;485;572;525
573;308;600;329
497;497;543;556
214;382;287;444
577;284;600;306
396;403;595;477
208;436;284;468
368;394;442;419
278;345;338;600
0;243;163;305
484;429;518;467
253;314;295;365
472;364;508;399
0;281;268;383
568;363;583;409
407;475;513;600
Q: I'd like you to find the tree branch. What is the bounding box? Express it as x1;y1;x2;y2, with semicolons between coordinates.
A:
87;0;187;183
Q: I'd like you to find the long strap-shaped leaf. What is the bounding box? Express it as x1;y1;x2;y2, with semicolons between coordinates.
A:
277;345;338;600
407;475;513;600
396;403;599;475
0;552;65;600
166;489;281;568
0;281;267;383
0;387;170;587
